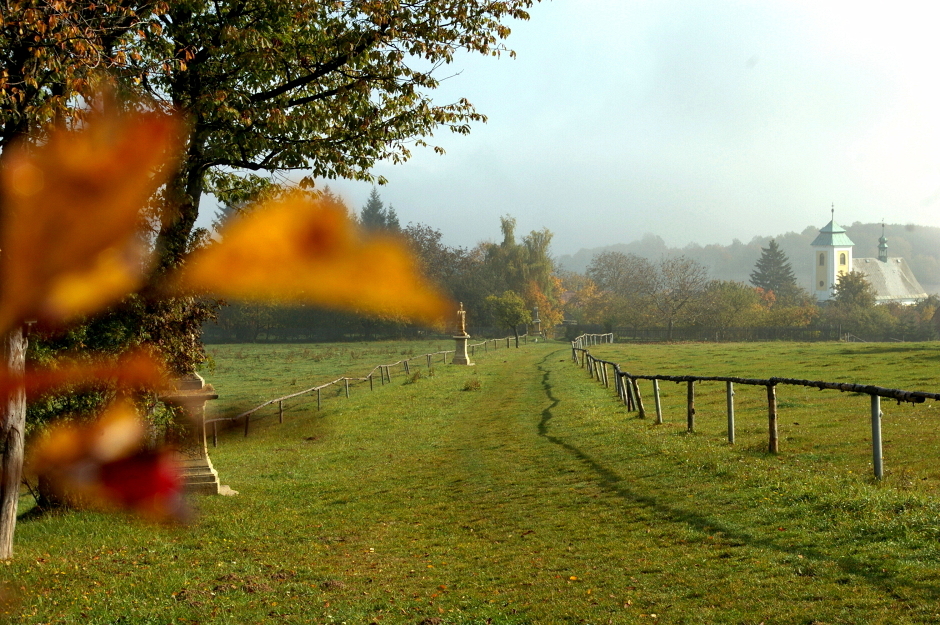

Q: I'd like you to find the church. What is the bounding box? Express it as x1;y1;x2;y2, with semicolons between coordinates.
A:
811;214;927;305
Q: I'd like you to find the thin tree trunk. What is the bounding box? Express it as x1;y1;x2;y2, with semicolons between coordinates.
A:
0;326;27;559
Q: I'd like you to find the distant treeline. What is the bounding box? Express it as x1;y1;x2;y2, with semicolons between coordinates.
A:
558;222;940;295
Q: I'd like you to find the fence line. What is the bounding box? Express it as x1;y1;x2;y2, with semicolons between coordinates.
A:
205;334;529;446
569;334;940;479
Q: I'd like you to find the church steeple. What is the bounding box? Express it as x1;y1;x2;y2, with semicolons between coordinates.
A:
811;204;854;301
878;221;888;263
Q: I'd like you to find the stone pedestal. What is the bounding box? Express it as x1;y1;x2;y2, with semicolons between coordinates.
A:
451;334;474;366
160;373;236;496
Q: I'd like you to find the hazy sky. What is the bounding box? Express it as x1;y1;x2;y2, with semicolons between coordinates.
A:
199;1;940;257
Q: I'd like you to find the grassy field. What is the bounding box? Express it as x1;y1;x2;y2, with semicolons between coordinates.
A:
4;339;940;624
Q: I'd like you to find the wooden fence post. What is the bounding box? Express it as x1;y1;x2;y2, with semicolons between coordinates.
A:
244;414;250;437
653;380;663;424
369;374;373;391
427;354;432;368
404;360;410;374
687;381;695;433
279;400;283;424
317;388;321;410
344;378;349;398
626;375;635;411
726;382;735;444
632;378;646;419
386;365;393;381
602;363;609;388
767;384;778;453
871;394;883;479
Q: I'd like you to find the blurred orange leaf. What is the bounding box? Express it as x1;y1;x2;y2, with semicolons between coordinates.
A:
0;112;180;333
19;350;167;399
29;401;183;521
175;194;451;325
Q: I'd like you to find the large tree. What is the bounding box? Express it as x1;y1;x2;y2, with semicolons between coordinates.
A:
651;256;710;340
749;239;799;303
129;0;536;272
586;251;657;330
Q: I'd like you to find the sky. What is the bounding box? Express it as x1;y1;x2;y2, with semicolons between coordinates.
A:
198;1;940;258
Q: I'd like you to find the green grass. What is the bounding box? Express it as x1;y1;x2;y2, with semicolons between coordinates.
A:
5;340;940;624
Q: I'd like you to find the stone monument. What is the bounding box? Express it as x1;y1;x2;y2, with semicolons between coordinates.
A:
451;302;474;366
160;373;236;495
532;305;542;337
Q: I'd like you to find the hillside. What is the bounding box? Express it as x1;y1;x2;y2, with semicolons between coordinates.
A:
558;222;940;295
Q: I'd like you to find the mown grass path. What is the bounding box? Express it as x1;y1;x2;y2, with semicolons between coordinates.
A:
6;341;940;624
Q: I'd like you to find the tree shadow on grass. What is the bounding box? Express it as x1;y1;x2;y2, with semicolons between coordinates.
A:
535;351;940;604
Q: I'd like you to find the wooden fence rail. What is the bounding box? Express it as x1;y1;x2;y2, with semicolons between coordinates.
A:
569;334;939;479
204;334;529;446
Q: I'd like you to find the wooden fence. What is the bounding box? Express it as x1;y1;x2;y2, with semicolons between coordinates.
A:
570;334;940;480
204;334;529;445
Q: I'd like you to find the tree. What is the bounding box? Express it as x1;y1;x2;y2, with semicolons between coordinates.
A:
360;188;400;232
479;217;560;330
694;281;763;338
586;251;656;330
0;0;170;559
484;290;531;347
650;256;710;340
127;0;535;272
749;239;799;303
832;271;877;309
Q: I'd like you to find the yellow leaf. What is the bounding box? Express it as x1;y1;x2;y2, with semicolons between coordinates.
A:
0;112;180;333
176;194;451;325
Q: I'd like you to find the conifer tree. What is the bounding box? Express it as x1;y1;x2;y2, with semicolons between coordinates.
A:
360;189;401;232
360;188;387;231
749;239;798;302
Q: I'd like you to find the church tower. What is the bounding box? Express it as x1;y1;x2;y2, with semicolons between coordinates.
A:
811;207;854;301
878;222;888;263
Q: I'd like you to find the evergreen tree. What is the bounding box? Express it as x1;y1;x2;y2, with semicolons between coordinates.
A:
360;189;401;232
385;205;401;232
360;188;387;230
749;239;798;302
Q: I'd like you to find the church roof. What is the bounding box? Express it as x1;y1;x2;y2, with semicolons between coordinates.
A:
853;257;927;303
811;219;855;247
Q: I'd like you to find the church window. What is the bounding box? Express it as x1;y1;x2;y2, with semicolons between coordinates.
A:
839;253;847;265
819;253;825;266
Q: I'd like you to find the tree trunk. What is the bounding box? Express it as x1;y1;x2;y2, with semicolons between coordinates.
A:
0;326;27;559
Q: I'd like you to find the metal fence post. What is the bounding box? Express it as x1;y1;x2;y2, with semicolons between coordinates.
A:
726;382;735;444
871;394;883;479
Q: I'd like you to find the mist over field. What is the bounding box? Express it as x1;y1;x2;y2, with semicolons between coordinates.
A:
558;221;940;295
